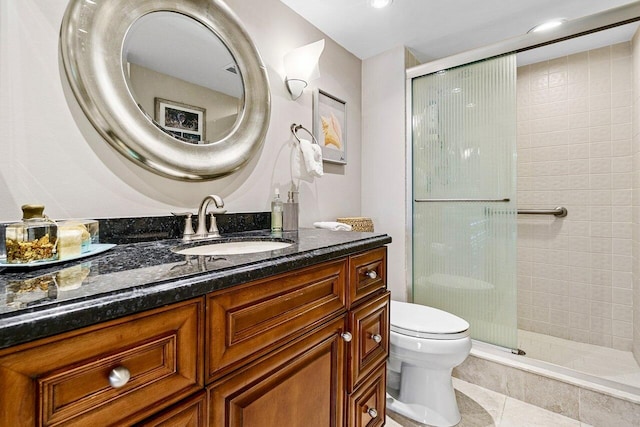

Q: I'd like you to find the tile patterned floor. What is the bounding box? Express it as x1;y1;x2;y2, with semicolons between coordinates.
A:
385;378;593;426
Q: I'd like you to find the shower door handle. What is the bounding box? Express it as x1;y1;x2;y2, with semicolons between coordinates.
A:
414;198;511;203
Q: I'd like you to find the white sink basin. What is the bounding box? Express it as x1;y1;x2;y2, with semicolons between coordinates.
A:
174;240;292;256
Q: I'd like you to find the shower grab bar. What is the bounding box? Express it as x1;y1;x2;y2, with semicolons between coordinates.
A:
414;198;511;203
517;207;567;217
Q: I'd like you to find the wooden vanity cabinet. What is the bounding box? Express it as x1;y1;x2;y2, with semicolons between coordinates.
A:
207;247;389;427
0;246;389;427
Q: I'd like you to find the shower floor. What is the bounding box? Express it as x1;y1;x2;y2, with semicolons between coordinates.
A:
519;329;640;389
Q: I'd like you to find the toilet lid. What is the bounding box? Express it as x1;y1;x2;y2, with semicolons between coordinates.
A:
391;300;470;339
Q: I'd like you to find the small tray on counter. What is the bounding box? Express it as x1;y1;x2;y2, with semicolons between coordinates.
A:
0;244;116;269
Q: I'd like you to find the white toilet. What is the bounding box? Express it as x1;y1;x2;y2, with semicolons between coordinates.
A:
387;300;471;426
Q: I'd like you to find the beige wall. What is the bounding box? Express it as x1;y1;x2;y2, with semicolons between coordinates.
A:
0;0;362;227
517;42;634;351
362;47;415;301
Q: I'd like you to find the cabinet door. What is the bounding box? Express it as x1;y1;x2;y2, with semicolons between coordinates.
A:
348;291;390;392
208;317;346;427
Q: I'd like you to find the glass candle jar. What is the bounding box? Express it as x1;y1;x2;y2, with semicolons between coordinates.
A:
5;205;58;263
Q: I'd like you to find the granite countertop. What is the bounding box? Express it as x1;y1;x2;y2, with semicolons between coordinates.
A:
0;228;391;350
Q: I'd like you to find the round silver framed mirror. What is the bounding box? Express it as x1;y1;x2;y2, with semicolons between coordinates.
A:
60;0;270;181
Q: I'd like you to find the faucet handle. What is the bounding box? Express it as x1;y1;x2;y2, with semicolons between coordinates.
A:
172;212;195;240
208;213;221;237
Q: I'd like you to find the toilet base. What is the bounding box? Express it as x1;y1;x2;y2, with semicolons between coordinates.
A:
387;364;461;426
386;392;461;427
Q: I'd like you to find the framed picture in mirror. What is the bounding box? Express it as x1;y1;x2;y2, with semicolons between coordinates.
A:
154;97;206;143
313;89;346;164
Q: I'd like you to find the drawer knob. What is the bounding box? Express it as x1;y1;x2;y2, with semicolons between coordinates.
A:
371;333;382;343
367;408;378;418
108;366;131;388
341;332;353;342
365;270;377;280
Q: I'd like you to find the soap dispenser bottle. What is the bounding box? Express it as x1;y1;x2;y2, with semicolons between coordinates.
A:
283;190;299;232
271;189;283;232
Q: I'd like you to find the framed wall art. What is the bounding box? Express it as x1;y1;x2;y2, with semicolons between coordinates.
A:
313;89;346;164
154;97;206;143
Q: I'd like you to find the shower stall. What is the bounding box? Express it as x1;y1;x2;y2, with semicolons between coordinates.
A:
411;54;518;350
408;5;640;395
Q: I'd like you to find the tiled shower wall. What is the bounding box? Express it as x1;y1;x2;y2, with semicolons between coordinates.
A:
633;30;640;362
516;42;634;351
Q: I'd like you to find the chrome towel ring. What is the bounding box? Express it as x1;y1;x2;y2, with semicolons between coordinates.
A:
291;123;319;145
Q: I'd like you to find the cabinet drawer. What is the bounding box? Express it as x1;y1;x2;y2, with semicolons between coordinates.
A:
206;259;347;382
348;248;387;307
348;291;390;392
347;364;386;427
138;391;207;427
0;299;203;426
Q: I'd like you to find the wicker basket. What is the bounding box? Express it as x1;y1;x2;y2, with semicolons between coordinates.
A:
336;217;374;232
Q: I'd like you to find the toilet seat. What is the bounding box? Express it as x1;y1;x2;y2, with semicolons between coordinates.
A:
391;300;470;340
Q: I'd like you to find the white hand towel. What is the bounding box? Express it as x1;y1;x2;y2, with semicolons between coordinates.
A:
313;221;353;231
292;145;314;183
299;138;323;177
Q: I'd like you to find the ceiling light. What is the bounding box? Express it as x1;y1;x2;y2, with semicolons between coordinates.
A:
369;0;393;9
528;19;566;33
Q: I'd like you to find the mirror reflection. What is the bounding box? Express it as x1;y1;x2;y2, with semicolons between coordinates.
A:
123;11;244;144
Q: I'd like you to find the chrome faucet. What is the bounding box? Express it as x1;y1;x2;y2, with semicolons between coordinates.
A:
195;194;225;239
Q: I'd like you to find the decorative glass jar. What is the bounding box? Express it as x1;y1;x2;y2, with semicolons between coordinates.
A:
5;205;58;263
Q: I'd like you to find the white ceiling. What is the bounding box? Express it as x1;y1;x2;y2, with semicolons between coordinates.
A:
279;0;639;64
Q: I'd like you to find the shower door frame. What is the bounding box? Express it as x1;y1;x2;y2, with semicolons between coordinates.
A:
404;1;640;304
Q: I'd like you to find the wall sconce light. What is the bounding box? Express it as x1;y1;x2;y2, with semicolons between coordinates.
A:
284;39;325;100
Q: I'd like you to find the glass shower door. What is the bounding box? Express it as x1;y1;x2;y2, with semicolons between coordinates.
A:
411;54;518;349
